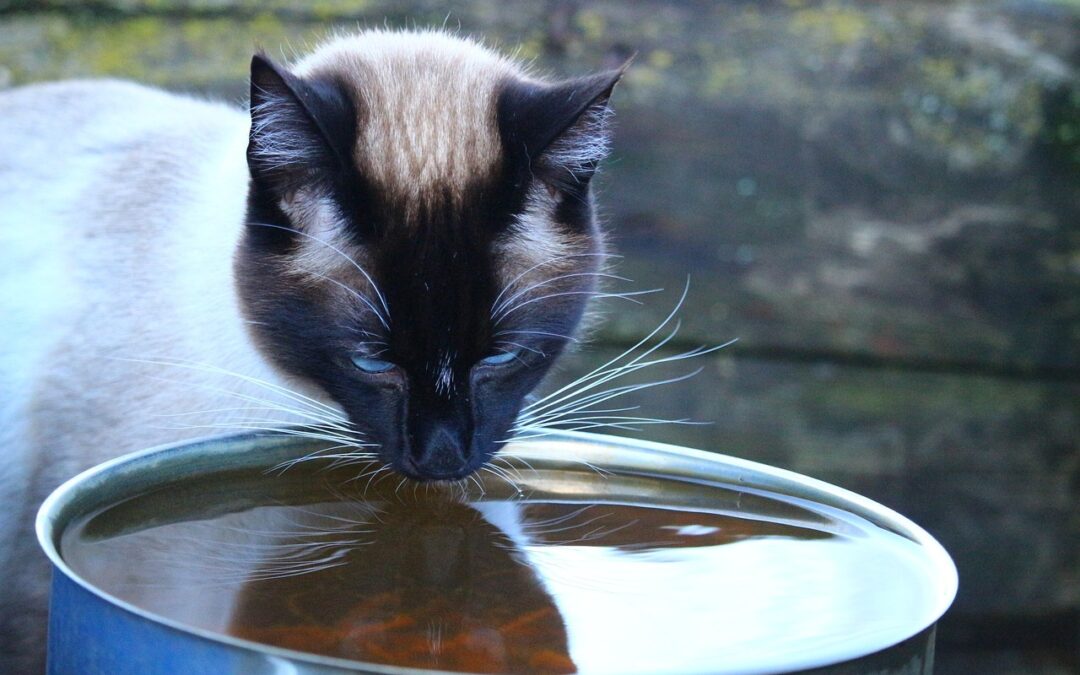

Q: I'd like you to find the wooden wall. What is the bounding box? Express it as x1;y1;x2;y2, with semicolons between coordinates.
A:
2;1;1077;671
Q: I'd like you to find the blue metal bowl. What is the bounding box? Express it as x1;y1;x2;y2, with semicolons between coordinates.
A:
38;431;957;674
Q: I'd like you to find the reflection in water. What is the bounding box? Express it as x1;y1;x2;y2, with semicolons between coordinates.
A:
229;496;575;673
62;464;939;674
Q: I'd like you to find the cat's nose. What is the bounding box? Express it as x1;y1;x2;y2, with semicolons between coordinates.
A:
409;424;469;480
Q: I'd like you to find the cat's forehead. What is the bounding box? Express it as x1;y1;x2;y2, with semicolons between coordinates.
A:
296;31;516;221
280;31;606;342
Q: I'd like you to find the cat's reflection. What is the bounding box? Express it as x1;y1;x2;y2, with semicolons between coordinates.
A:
226;492;576;674
218;491;828;672
84;479;832;673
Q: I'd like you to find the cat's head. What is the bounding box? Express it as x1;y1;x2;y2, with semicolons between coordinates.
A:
236;31;623;481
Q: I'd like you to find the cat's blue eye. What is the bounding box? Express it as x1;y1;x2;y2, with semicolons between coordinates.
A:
480;349;519;366
350;354;395;373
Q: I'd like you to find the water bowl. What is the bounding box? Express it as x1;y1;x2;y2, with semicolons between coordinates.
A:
38;431;957;674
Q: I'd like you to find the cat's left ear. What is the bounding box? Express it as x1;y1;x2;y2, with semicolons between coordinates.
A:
247;53;355;188
498;62;629;191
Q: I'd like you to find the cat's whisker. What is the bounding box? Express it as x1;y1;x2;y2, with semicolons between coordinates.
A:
135;373;358;441
524;511;613;537
373;466;399;493
129;357;346;418
517;414;703;431
534;421;637;433
494;340;546;357
271;440;378;471
522;331;736;428
527;401;695;423
504;280;736;445
274;448;380;475
514;401;639;429
467;472;487;498
488;453;528;477
537;355;717;421
520;280;692;415
511;456;536;479
493;329;579;343
523;505;595;530
118;356;347;424
515;406;695;437
509;422;638;440
323;454;382;471
154;419;344;440
515;404;640;427
484;457;524;484
162;422;369;452
249;222;391;327
566;457;612;479
519;323;687;419
518;354;681;423
479;464;521;493
291;263;389;332
207;521;361;538
151;406;354;436
495;288;660;325
499;436;614;479
519;368;710;427
489;252;619;317
152;408;354;436
319;451;380;463
491;271;632;321
153;405;317;419
161;534;365;558
348;462;393;495
142;555;352;588
125;506;378;588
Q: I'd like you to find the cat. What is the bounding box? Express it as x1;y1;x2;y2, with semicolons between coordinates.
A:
0;29;624;671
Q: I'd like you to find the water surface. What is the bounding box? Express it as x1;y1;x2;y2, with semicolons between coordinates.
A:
62;462;941;673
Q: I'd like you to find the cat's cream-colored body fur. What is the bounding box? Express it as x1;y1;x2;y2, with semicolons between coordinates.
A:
0;79;303;669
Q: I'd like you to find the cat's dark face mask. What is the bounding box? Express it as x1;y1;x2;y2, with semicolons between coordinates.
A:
236;53;621;481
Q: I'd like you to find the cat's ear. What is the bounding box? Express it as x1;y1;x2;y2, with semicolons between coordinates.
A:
498;65;627;191
247;53;355;187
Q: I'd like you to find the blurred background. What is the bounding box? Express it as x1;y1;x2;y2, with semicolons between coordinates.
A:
1;0;1077;672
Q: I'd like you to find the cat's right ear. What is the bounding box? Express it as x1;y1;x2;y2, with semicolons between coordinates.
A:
247;54;356;188
497;64;627;194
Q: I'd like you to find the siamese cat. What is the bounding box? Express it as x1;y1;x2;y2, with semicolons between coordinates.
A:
0;30;625;670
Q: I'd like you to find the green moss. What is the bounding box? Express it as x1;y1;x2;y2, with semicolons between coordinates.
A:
789;3;871;48
307;0;369;21
89;17;167;79
574;10;606;42
905;53;1049;171
626;64;662;92
0;14;315;88
701;59;747;97
646;48;674;71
